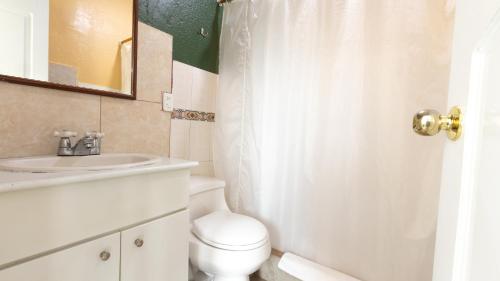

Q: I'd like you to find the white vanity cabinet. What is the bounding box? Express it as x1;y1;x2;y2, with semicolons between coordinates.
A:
0;158;197;281
0;233;120;281
121;210;189;281
0;211;189;281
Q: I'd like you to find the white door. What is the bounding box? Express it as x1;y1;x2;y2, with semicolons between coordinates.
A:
0;0;48;80
0;233;120;281
432;0;500;280
120;210;189;281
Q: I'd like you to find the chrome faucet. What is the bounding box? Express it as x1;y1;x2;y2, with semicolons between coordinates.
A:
54;130;104;156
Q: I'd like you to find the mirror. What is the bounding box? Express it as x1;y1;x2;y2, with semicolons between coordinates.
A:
0;0;137;99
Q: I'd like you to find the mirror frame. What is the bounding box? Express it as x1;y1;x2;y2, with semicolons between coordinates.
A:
0;0;138;100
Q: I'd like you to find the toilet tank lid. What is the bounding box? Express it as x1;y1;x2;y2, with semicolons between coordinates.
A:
190;176;226;195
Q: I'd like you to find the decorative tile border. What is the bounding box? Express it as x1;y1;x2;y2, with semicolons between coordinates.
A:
171;108;215;122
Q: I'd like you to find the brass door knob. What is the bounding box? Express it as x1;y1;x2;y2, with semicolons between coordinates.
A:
134;238;144;248
413;106;462;141
99;251;111;261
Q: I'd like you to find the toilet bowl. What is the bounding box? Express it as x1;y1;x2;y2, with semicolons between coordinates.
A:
189;176;271;281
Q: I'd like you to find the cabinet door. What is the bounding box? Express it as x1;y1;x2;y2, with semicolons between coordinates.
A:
121;210;189;281
0;233;119;281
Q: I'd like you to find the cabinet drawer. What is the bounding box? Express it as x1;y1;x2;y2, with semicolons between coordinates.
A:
0;233;120;281
121;210;189;281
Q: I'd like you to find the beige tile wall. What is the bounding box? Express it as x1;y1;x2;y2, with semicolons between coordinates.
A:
136;22;173;104
170;61;218;176
0;83;101;158
0;22;172;159
100;97;171;155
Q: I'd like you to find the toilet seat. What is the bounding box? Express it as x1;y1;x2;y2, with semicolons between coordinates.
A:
192;210;269;251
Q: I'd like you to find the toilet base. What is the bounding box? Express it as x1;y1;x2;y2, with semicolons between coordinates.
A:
192;270;250;281
191;265;251;281
213;275;249;281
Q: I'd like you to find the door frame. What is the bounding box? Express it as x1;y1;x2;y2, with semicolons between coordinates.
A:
433;1;500;280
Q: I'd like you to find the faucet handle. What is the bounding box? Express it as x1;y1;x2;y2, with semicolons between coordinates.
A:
54;130;77;138
85;131;105;138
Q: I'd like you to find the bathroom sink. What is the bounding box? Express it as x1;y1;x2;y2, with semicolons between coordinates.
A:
0;153;162;173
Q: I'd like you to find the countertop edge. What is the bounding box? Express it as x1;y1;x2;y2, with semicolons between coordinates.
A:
0;158;198;194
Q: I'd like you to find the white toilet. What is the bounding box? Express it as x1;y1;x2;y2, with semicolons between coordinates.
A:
189;176;271;281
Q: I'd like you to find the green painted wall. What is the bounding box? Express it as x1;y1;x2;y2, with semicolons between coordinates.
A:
139;0;223;74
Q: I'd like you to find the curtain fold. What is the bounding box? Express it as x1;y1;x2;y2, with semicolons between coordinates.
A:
214;1;455;280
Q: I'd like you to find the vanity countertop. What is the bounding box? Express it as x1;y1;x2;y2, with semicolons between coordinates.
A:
0;157;197;194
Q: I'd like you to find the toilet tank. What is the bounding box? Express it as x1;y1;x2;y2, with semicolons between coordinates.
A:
189;176;229;221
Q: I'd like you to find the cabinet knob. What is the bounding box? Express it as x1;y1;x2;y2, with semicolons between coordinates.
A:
99;251;111;261
134;238;144;248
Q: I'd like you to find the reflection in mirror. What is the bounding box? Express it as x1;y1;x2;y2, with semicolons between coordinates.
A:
0;0;134;96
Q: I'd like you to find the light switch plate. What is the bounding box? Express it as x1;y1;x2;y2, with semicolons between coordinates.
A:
162;91;173;112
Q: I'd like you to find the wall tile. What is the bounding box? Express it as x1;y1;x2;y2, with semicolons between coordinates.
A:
209;122;214;161
170;119;191;159
169;63;217;173
0;82;101;159
191;67;217;112
189;122;212;161
172;61;193;109
0;22;175;160
136;22;173;103
101;97;170;156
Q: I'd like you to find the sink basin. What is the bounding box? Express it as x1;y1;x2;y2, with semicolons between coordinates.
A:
0;153;162;173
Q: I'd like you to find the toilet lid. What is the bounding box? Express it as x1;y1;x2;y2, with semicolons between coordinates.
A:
192;210;269;251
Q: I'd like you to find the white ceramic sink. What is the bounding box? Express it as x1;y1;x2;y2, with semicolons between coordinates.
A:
0;153;162;173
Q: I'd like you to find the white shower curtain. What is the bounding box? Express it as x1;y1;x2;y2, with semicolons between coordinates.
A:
214;1;455;281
